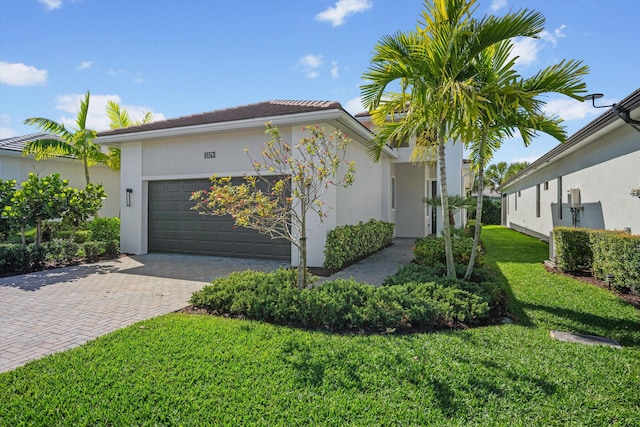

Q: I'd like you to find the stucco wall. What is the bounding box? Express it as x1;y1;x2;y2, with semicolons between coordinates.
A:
0;151;120;218
503;122;640;238
394;163;426;237
117;122;392;267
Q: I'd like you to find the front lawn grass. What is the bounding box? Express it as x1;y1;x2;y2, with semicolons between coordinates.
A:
1;226;639;426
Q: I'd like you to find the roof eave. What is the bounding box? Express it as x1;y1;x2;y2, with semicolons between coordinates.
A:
500;88;640;191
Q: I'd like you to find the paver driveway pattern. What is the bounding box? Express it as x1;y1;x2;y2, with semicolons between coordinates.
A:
0;253;286;373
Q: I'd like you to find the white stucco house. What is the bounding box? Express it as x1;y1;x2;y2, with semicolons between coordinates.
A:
97;100;466;267
500;88;640;241
0;133;120;217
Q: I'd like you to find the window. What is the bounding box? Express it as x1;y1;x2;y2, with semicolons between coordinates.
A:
514;192;517;211
536;184;541;218
518;191;521;197
557;176;563;219
391;176;396;211
544;181;549;190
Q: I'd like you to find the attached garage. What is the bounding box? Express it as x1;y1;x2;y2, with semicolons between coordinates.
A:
148;179;290;261
97;100;394;267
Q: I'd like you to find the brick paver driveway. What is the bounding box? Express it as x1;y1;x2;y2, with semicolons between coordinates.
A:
0;253;286;373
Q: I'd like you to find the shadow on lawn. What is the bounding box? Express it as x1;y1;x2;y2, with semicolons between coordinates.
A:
519;301;640;346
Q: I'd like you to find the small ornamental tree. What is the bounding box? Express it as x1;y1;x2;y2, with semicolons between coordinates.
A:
0;179;18;240
5;174;70;247
2;174;105;247
191;123;356;288
63;183;106;239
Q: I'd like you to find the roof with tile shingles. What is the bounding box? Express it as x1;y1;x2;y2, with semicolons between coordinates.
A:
0;132;58;152
98;100;345;137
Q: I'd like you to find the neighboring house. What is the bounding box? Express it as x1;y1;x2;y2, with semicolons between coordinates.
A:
97;100;466;267
500;88;640;241
0;133;120;217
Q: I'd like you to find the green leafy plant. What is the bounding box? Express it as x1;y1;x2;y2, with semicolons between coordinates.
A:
413;235;482;269
323;219;394;269
191;123;356;288
88;217;120;242
554;227;592;273
82;241;105;262
43;239;80;263
190;269;495;332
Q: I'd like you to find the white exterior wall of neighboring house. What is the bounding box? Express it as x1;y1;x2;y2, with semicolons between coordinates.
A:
0;148;120;217
501;88;640;240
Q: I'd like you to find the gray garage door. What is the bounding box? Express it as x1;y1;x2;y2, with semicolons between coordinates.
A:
148;179;290;261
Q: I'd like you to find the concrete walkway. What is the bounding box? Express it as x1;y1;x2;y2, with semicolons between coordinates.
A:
321;237;415;286
0;239;414;373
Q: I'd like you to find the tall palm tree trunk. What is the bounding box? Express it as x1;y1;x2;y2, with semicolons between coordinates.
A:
437;128;456;278
465;165;485;280
465;131;489;280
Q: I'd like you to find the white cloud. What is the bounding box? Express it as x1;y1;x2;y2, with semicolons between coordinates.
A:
297;54;323;79
76;60;94;70
38;0;62;11
0;114;17;139
510;24;568;67
554;24;567;39
543;98;606;121
331;61;339;79
491;0;507;11
0;128;18;139
511;155;541;164
344;96;365;115
55;93;166;131
509;37;540;66
316;0;372;27
107;68;144;83
0;62;48;86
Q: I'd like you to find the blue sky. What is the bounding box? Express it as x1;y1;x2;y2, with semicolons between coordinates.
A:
1;0;638;165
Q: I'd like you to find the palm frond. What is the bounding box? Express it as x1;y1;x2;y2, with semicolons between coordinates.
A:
106;100;131;129
22;138;74;160
23;118;72;141
76;91;91;130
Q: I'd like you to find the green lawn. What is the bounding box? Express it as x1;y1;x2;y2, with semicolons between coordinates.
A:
1;226;638;426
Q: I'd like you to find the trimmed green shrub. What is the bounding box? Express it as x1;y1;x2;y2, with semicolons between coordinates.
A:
0;244;31;273
554;227;592;273
553;227;640;294
468;197;501;225
88;217;120;242
105;240;120;258
324;219;394;270
190;269;494;333
83;241;105;262
383;263;500;306
43;239;80;263
413;235;482;268
590;230;640;292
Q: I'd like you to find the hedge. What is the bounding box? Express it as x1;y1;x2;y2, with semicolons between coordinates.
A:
554;226;640;293
413;235;483;268
553;227;592;273
323;219;394;270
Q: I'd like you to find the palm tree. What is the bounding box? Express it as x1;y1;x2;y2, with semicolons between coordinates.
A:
23;91;107;185
104;100;153;171
361;0;549;277
463;39;587;280
484;161;509;193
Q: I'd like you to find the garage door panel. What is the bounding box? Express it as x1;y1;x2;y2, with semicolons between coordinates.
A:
148;179;290;261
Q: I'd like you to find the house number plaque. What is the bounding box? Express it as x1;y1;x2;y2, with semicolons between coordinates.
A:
204;152;216;159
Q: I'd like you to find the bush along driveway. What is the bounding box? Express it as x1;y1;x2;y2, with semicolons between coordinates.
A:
0;226;639;426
